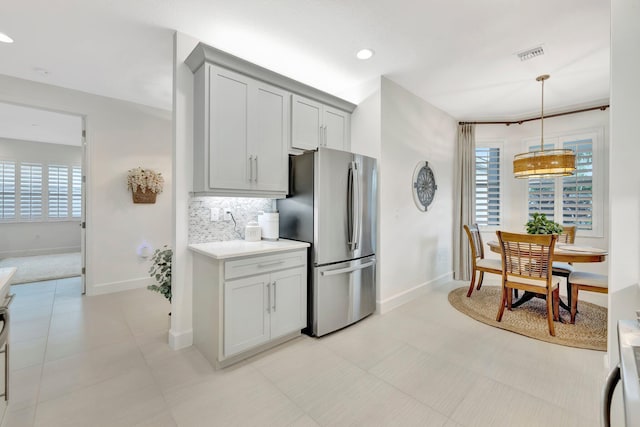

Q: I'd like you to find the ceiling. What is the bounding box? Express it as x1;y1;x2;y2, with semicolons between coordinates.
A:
0;0;609;121
0;102;82;146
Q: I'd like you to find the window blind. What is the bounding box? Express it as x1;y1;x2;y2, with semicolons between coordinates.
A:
72;166;82;218
20;163;43;219
0;160;16;220
48;165;69;218
527;144;556;222
562;139;593;230
475;147;501;226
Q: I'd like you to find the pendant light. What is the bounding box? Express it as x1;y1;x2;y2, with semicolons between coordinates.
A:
513;74;576;178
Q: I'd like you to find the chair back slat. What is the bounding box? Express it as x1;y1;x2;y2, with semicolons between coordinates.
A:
464;223;484;260
557;225;576;244
497;232;557;281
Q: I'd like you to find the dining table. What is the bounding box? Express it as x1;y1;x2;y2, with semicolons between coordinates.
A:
486;240;608;311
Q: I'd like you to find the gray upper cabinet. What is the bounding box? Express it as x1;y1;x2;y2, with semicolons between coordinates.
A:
291;95;351;151
186;42;355;197
193;65;289;197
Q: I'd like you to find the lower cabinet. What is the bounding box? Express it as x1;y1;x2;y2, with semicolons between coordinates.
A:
192;248;307;368
224;267;306;357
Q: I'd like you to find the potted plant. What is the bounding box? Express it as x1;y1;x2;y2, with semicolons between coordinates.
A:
525;212;563;235
148;245;172;304
127;167;164;203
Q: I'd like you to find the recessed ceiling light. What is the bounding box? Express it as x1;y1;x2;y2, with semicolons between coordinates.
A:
0;32;14;44
356;48;374;60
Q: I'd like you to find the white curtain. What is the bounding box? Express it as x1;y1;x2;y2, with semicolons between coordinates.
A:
453;123;476;281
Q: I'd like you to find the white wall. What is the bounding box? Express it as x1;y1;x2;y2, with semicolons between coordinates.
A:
377;78;457;311
475;109;610;278
171;31;199;350
0;138;82;257
608;0;640;365
0;75;172;296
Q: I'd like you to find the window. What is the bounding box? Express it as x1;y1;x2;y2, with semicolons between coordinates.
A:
526;130;602;236
475;144;502;227
562;139;593;229
527;144;555;221
0;160;16;220
72;166;82;218
48;165;69;218
20;163;43;220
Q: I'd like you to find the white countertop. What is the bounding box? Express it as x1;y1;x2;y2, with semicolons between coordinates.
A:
0;267;16;302
189;239;310;260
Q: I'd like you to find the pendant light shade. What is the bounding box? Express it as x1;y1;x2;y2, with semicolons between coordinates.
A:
513;75;576;179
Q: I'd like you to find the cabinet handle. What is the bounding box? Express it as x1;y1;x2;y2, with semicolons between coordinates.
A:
266;283;271;313
323;125;328;146
273;282;277;312
319;125;323;147
254;155;258;182
248;155;253;182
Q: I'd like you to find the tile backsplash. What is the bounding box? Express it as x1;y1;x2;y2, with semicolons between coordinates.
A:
189;197;275;243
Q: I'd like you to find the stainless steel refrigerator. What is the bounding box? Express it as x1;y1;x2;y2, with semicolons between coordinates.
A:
277;147;377;337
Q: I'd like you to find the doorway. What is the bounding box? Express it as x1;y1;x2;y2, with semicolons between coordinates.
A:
0;101;87;293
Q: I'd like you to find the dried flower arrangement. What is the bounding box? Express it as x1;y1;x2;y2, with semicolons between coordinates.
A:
127;167;164;194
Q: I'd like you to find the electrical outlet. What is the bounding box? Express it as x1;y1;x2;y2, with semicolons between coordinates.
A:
210;208;219;222
224;209;232;221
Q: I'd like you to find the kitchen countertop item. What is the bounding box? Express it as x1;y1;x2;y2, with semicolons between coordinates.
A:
188;239;309;260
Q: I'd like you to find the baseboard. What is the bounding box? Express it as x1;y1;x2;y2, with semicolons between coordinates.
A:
169;328;193;350
0;246;81;258
86;277;151;296
377;271;454;314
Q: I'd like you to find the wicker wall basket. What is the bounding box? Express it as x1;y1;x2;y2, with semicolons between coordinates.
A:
132;189;157;204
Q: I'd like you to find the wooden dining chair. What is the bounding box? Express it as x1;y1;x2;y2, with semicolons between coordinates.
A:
463;224;502;297
567;271;608;324
496;231;560;336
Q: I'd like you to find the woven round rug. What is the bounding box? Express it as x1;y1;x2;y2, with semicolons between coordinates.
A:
448;286;607;351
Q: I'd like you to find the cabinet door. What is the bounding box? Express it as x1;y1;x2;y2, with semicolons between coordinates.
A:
209;66;251;190
269;267;307;339
324;106;350;151
250;83;289;192
224;274;270;357
291;94;322;151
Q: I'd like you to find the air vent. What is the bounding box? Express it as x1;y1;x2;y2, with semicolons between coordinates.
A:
517;46;545;61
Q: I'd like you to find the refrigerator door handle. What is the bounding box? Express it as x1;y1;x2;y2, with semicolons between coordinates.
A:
321;261;375;276
354;161;361;251
601;364;620;427
347;163;356;251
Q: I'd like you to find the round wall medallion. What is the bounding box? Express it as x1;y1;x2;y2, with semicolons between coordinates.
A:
412;161;437;211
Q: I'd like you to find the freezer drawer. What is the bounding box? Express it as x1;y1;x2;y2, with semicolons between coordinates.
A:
312;256;376;336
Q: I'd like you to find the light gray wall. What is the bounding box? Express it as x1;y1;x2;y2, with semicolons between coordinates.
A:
0;74;172;296
378;78;457;311
352;77;457;313
0;137;82;257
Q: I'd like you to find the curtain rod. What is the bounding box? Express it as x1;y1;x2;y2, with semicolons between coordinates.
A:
458;104;609;126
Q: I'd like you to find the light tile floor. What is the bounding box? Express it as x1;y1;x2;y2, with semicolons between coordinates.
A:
2;277;620;426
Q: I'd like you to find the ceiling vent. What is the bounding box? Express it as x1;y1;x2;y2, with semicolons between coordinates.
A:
517;46;545;61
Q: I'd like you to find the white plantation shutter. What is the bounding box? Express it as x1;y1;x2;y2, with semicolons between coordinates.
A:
72;166;82;218
475;146;501;226
20;163;43;219
527;144;556;222
0;160;16;220
48;165;69;218
562;139;593;230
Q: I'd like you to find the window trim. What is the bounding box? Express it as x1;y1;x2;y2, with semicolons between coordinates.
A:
475;140;504;231
522;127;604;238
